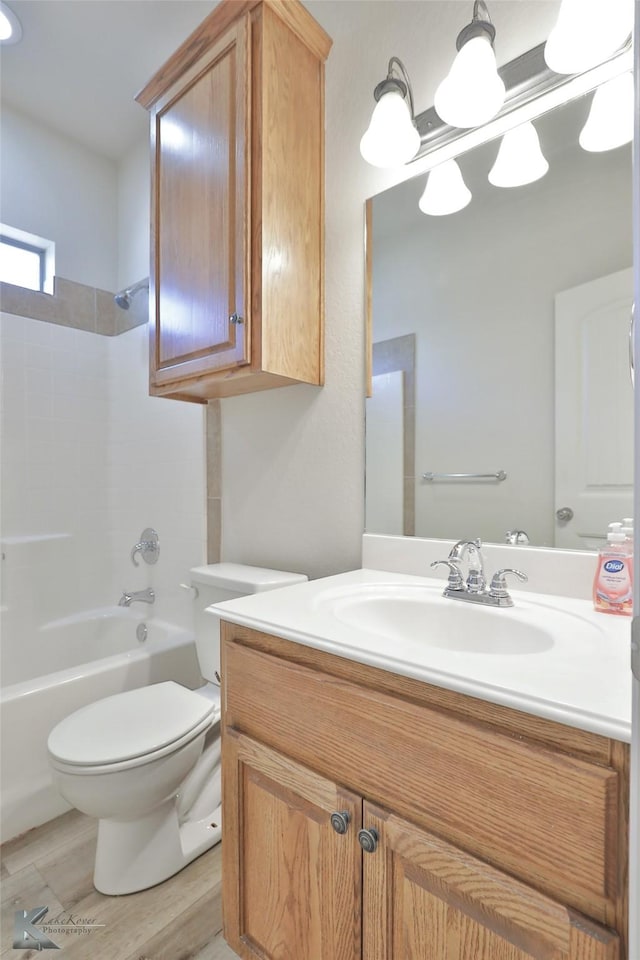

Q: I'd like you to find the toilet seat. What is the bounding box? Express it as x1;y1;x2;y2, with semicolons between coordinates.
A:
48;681;220;773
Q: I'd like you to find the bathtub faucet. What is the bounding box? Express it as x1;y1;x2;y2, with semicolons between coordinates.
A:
118;587;155;607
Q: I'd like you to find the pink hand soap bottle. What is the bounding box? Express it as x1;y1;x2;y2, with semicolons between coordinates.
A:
592;522;633;616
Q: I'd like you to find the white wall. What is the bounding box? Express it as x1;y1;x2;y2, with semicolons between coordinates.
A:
220;0;560;579
117;137;151;291
0;106;118;291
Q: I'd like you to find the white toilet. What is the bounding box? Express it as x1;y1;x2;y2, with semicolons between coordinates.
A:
47;563;306;895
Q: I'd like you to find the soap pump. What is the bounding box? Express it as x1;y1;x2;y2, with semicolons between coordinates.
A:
592;522;633;616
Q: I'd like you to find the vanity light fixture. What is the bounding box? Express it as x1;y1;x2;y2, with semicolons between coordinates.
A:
0;1;22;44
544;0;633;75
418;160;472;217
578;71;634;152
488;121;549;188
434;0;505;129
360;57;420;168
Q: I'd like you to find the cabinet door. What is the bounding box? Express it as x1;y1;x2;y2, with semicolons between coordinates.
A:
150;17;248;392
223;730;362;960
363;803;620;960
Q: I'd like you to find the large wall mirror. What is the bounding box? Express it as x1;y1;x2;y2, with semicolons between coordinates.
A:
365;47;633;552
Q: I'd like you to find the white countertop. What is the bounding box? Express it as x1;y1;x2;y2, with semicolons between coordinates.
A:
211;568;632;743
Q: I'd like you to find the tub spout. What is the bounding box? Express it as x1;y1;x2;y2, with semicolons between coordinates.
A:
118;588;155;607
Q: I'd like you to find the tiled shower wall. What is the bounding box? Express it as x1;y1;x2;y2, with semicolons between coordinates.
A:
0;309;207;678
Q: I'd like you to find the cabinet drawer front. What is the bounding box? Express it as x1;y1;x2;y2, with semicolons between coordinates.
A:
224;640;620;920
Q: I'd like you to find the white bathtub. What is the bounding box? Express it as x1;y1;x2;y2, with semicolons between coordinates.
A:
0;608;202;843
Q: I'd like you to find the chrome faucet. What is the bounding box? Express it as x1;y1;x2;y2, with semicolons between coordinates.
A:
431;539;527;607
118;587;155;607
447;539;486;594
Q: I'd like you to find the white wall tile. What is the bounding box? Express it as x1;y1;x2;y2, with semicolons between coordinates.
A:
1;313;205;674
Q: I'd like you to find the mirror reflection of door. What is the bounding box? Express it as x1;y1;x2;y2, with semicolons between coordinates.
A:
554;267;634;549
366;372;404;534
366;335;416;536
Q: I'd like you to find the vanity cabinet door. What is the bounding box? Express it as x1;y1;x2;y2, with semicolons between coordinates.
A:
363;803;620;960
223;730;362;960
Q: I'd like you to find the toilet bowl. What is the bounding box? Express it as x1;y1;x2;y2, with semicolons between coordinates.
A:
47;563;307;895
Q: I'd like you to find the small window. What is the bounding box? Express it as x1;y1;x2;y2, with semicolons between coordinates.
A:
0;225;54;294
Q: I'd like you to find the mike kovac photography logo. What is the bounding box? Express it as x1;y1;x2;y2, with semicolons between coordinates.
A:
13;907;105;951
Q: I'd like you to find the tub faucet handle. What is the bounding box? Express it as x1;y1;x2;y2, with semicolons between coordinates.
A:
131;528;159;567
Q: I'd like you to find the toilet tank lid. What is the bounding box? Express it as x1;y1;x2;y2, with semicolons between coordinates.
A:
190;563;307;593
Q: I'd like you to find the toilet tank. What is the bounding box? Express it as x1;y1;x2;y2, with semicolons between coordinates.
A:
189;563;307;682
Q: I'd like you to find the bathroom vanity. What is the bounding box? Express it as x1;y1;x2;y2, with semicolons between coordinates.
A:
217;568;631;960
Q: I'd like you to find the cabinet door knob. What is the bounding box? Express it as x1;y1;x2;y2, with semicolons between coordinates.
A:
229;313;244;324
330;811;351;835
357;828;378;853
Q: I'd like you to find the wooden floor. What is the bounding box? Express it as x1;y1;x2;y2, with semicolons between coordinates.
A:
1;810;240;959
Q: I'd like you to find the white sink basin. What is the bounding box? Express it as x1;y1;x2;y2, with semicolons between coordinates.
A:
212;567;631;741
313;582;600;656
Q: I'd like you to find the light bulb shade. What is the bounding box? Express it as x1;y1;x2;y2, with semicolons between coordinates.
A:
544;0;633;74
579;72;634;152
418;160;472;216
434;36;506;128
488;122;549;187
360;90;420;168
0;1;22;43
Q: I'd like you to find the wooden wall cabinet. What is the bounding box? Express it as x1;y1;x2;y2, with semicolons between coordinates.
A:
222;624;630;960
136;1;331;402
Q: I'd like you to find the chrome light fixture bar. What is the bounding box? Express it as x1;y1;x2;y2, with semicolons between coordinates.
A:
409;39;632;173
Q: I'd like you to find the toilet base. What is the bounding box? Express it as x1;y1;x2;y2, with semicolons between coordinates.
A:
93;800;222;895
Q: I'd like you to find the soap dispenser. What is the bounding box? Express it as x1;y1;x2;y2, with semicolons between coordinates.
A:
592;523;633;616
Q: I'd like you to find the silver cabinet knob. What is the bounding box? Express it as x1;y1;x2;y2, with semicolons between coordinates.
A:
357;828;378;853
556;507;574;522
229;313;244;324
330;811;351;835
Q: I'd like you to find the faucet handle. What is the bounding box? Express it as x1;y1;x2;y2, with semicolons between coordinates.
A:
130;528;160;567
489;568;528;599
430;559;464;590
